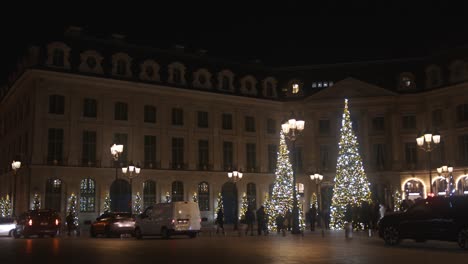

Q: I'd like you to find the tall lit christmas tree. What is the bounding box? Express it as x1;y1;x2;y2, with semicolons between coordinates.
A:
133;192;142;214
67;193;79;228
330;99;372;230
0;197;5;217
266;130;304;232
3;195;11;217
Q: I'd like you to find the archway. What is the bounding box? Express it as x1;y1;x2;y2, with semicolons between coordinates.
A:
457;175;468;195
221;182;238;224
110;179;131;212
403;179;424;200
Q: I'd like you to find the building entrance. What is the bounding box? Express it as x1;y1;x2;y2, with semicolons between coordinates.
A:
221;182;238;224
110;179;131;212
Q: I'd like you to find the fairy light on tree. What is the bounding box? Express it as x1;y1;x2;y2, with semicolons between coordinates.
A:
103;193;111;213
67;193;79;228
215;192;223;219
32;193;41;210
240;193;248;220
330;99;372;230
134;192;142;214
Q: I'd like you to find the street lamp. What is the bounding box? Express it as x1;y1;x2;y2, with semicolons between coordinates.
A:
227;169;243;231
436;165;454;196
110;143;124;180
11;160;21;216
416;130;440;194
281;114;305;234
122;162;141;212
310;172;323;212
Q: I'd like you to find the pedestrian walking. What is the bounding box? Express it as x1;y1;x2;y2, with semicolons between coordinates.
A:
216;208;225;234
256;205;266;235
245;206;255;236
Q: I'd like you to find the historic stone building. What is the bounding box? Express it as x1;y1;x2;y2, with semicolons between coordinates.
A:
1;27;468;226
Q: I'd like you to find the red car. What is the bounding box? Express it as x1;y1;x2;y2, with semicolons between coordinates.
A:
14;209;61;238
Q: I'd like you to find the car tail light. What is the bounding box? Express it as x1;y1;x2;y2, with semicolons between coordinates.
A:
28;219;33;226
55;219;59;226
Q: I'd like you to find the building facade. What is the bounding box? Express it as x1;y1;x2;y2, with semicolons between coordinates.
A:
1;27;468;226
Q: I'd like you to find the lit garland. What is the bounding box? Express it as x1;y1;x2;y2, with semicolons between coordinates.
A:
330;99;372;230
266;130;305;232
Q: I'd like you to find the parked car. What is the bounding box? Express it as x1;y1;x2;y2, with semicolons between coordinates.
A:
13;209;61;238
0;217;16;237
90;212;135;238
134;201;201;239
378;196;468;249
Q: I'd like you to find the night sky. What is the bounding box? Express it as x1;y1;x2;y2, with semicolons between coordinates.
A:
1;3;467;79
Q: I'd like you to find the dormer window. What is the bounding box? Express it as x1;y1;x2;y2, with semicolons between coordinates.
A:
292;83;300;94
79;50;104;74
139;60;160;82
117;60;127;75
52;49;64;67
398;72;416;90
112;53;132;78
240;75;258;95
217;70;235;92
193;68;212;89
46;42;71;69
262;77;277;98
425;64;442;89
266;82;273;96
449;60;467;83
168;62;186;86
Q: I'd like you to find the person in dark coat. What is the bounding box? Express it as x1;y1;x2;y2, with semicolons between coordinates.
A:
307;205;317;231
245;206;255;236
216;208;225;234
256;205;266;235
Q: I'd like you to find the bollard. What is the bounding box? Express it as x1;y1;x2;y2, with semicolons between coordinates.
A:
344;222;353;239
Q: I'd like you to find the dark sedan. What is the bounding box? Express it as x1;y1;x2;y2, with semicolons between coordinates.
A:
90;212;135;238
13;209;61;238
378;196;468;249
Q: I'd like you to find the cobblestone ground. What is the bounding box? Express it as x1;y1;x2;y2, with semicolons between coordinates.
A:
0;228;466;264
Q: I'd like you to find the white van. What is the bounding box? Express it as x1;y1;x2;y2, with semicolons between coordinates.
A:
134;201;201;239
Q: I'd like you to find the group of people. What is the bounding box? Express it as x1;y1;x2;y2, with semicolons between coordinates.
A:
216;205;268;235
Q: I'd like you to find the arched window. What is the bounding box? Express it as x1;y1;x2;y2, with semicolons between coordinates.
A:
172;181;184;202
52;49;64;67
222;76;230;90
198;182;210;211
457;176;468;195
246;182;256;210
45;178;62;212
143;180;156;209
404;179;424;200
80;178;95;212
433;176;447;196
173;68;182;84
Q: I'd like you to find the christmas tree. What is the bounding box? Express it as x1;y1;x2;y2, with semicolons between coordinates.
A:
311;193;318;209
192;192;198;203
134;192;142;214
67;193;79;228
103;193;111;213
266;130;304;232
215;192;223;219
330;99;372;230
0;197;5;217
393;189;402;212
3;195;11;217
32;193;41;210
240;193;248;220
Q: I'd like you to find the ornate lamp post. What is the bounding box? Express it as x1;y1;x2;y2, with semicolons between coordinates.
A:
227;169;243;231
310;172;323;212
416;130;440;195
11;160;21;216
110;143;124;180
281;114;305;234
436;165;454;196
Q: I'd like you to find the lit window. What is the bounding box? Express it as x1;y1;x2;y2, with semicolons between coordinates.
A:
318;82;322;88
324;82;328;87
292;83;299;94
312;82;317;88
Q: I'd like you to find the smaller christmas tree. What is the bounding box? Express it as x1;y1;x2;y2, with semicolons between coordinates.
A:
311;193;318;209
0;197;5;217
192;192;198;203
393;189;402;212
134;192;142;214
32;193;41;210
3;195;11;217
103;193;111;213
67;193;79;228
215;192;223;219
240;193;248;220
